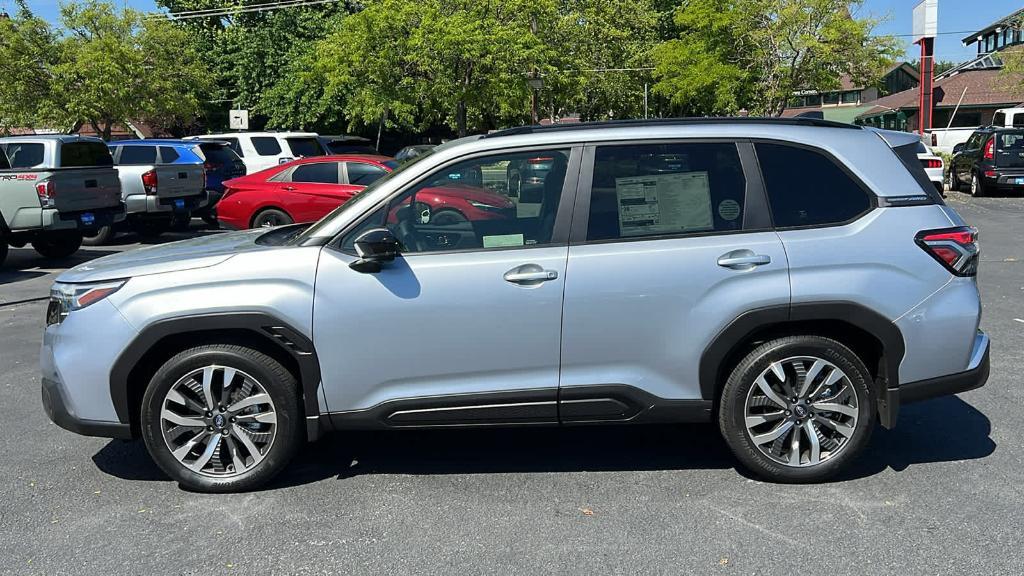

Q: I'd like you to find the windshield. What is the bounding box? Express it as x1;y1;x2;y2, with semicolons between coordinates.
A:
289;148;435;245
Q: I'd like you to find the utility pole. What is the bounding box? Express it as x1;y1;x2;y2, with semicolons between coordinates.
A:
643;83;649;119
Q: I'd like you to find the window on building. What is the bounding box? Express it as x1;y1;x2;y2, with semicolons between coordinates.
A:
756;143;871;228
823;92;840;105
840;91;860;104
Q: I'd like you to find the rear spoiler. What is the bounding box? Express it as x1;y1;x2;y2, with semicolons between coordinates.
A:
865;127;923;149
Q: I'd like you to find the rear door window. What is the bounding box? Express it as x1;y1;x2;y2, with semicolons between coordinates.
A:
756;143;872;228
290;162;340;184
285;137;325;157
346;162;388;186
5;142;45;168
60;141;114;167
251;137;283;156
116;145;157;165
585;142;748;241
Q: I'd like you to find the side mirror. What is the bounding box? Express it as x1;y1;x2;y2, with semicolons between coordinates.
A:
953;143;965;154
350;228;400;273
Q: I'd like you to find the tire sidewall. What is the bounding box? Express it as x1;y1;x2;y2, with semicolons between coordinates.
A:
719;337;876;483
140;346;302;492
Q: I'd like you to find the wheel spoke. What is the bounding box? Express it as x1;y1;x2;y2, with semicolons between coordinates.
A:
788;425;802;465
188;433;222;472
166;388;206;414
234;411;277;424
810;402;858;418
814;414;855;438
232;425;265;465
161;408;205;428
798;360;825;398
219;367;238;407
200;366;216;411
225;436;248;472
804;421;821;464
751;420;794;445
228;393;271;414
754;375;789;409
171;429;209;460
745;411;785;428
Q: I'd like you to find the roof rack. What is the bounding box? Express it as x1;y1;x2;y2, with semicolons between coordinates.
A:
482;116;860;138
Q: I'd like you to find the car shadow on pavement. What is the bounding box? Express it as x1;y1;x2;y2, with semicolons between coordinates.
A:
90;395;994;488
1;248;120;284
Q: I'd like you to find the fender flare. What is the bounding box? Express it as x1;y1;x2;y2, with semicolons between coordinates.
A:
109;312;322;439
698;302;905;427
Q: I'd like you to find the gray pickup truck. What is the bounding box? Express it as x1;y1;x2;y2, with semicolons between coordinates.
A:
0;135;125;266
84;143;206;244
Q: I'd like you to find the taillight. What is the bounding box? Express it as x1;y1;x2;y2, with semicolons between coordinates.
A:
983;138;994;160
921;159;942;169
915;226;979;276
141;170;158;195
35;179;55;207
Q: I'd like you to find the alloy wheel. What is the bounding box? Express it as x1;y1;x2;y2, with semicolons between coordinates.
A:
159;365;278;477
743;356;859;467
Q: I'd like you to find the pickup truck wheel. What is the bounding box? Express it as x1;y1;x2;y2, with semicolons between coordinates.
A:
970;173;986;197
140;344;303;493
718;335;875;483
81;225;115;246
31;233;82;259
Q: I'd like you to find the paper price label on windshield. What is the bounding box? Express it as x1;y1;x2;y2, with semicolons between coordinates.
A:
615;172;713;237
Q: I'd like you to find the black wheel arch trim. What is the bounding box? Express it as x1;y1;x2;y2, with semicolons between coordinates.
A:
109;312;322;439
699;302;905;428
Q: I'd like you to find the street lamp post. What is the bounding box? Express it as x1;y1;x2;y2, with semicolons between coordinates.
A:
528;70;544;125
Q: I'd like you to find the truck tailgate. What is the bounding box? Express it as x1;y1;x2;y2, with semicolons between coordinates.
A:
155;164;205;199
47;168;122;212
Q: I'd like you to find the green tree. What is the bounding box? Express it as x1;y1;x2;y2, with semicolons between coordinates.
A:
0;1;213;139
0;2;59;133
652;0;900;116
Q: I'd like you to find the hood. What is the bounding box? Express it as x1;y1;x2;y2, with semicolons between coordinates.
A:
57;229;273;283
425;184;515;208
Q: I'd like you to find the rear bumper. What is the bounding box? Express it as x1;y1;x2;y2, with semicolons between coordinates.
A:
125;192;206;215
881;331;989;428
900;331;990;403
41;377;132;439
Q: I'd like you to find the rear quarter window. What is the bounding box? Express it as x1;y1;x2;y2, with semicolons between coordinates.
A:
755;143;872;228
115;145;157;165
286;137;325;157
60;141;114;168
5;142;45;168
159;146;181;163
251;137;283;156
199;144;241;165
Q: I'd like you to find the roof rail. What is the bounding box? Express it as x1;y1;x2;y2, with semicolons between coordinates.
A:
482;116;861;138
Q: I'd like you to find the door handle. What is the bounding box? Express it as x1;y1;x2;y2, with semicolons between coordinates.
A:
282;185;296;191
717;250;771;269
504;264;558;285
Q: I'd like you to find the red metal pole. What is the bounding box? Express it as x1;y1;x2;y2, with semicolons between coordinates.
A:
918;37;935;133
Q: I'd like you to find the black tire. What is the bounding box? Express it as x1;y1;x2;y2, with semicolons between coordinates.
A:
201;214;220;228
970;172;986;198
718;335;875;483
81;225;115;246
140;344;303;492
948;171;960;193
134;218;172;239
0;237;7;267
251;208;293;229
31;233;82;259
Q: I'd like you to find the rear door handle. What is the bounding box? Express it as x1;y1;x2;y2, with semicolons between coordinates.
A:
504;264;558;285
718;250;771;269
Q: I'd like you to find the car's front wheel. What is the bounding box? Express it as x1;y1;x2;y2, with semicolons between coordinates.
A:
141;344;303;492
718;335;875;483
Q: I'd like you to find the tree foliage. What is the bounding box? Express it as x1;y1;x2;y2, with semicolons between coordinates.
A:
0;0;212;138
652;0;901;116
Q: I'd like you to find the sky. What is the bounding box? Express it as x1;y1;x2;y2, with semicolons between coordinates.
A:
9;0;1024;66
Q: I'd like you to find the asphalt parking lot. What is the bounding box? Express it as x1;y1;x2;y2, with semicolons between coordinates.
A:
1;193;1022;575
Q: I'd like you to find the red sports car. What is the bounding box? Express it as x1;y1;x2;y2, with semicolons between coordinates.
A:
217;155;515;230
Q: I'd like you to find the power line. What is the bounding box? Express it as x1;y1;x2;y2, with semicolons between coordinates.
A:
144;0;343;21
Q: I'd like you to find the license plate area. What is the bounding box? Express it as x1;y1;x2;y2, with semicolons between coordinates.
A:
80;212;95;226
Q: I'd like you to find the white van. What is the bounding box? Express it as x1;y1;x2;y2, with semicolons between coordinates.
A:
189;132;325;174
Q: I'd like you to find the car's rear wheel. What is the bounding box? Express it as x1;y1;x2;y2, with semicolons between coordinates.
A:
947;171;960;193
971;173;986;197
31;233;82;259
252;208;293;229
82;225;115;246
719;335;875;483
0;235;8;267
134;217;172;240
140;345;303;492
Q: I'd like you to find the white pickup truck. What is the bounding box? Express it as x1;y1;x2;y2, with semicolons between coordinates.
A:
925;107;1024;155
0;135;124;266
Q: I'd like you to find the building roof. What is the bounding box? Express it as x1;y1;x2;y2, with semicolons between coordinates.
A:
857;68;1024;119
962;8;1024;46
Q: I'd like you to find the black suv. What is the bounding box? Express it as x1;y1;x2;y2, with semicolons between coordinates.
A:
950;126;1024;196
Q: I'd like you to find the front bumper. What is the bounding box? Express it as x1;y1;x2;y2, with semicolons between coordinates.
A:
41;377;132;438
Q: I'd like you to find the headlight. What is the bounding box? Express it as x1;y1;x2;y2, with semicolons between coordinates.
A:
47;280;126;326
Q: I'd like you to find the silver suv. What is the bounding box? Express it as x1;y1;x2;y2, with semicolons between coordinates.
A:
41;119;990;492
